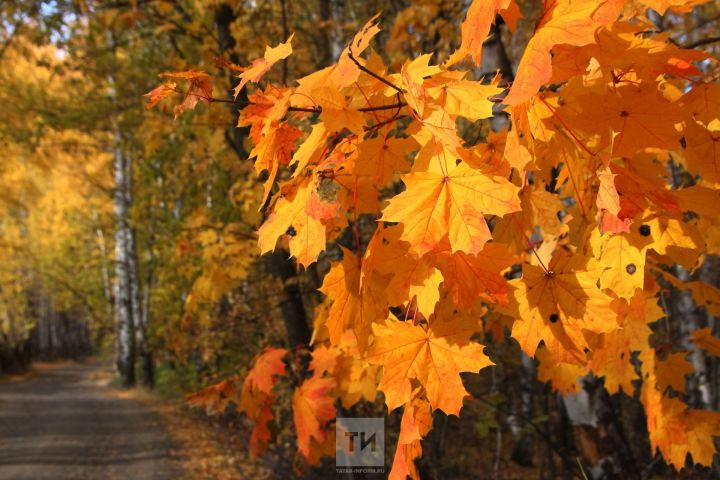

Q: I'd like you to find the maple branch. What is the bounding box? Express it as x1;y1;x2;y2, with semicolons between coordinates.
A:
365;114;410;133
171;88;407;114
287;105;321;113
359;102;407;112
347;47;405;94
683;36;720;49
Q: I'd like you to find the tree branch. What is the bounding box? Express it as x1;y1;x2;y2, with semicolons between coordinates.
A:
684;36;720;49
169;88;407;114
347;46;405;94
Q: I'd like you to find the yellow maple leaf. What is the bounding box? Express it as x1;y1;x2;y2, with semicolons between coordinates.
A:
257;176;330;267
382;159;520;256
596;232;649;299
511;253;619;363
427;77;503;122
367;314;492;415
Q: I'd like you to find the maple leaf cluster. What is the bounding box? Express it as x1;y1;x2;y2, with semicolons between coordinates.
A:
150;0;720;475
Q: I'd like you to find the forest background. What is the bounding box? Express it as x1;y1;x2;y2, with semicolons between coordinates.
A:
2;0;720;478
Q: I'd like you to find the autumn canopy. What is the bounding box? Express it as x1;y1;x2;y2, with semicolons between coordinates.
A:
141;0;720;475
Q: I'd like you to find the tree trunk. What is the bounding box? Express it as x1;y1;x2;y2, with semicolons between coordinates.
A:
93;207;114;338
139;265;154;387
511;353;536;466
214;3;249;159
128;227;153;388
318;0;341;68
674;265;711;409
139;224;156;389
214;4;312;354
113;142;135;387
109;32;135;387
268;250;312;350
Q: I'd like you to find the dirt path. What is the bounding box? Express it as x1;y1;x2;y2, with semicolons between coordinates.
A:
0;361;184;480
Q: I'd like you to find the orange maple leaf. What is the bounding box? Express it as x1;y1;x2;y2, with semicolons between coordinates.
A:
257;176;334;267
237;348;288;457
433;242;515;309
367;314;493;415
241;347;288;395
389;396;432;480
234;35;294;97
186;377;239;416
292;375;336;460
318;247;389;350
504;0;624;106
511;253;619;363
683;119;720;188
536;346;585;394
692;327;720;356
382;160;520;256
447;0;520;66
641;347;720;468
571;83;683;158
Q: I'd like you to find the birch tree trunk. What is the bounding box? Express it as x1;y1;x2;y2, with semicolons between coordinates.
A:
113;133;135;387
128;227;153;387
109;32;135;387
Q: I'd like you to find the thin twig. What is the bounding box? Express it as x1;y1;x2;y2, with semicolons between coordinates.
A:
169;88;406;114
347;46;405;94
365;114;410;133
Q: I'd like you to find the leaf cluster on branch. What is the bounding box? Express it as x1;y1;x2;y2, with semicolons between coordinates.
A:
148;0;720;475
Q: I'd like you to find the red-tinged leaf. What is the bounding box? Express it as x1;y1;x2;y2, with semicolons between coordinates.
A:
143;81;176;109
293;375;336;460
236;348;288;458
242;347;288;395
157;70;213;118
